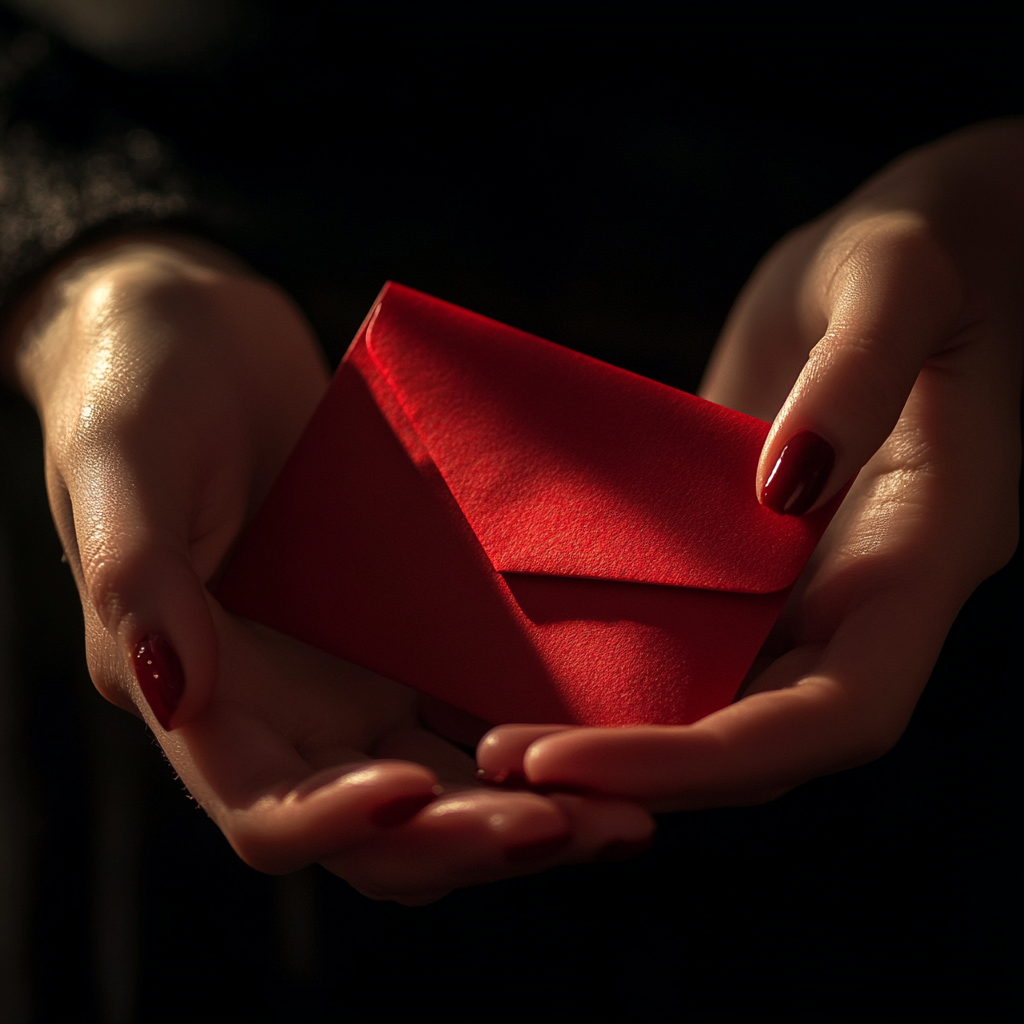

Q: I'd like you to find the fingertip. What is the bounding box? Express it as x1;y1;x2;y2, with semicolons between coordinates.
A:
224;761;445;873
475;724;578;781
759;428;837;517
521;726;588;783
93;545;218;729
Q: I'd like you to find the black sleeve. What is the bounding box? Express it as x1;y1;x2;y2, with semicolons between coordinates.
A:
0;21;213;318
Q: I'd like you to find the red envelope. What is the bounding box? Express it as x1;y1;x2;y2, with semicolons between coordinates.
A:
216;283;840;727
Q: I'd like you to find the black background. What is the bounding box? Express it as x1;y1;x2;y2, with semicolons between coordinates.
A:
2;1;1020;1019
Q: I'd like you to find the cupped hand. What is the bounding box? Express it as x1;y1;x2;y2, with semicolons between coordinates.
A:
8;237;651;902
479;120;1024;811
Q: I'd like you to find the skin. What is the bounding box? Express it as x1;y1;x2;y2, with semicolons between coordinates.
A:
480;120;1023;809
6;235;651;905
5;120;1021;902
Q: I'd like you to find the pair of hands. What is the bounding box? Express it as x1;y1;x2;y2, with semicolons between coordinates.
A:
6;121;1021;903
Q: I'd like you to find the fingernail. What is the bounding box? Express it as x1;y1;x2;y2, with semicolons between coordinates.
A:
370;793;434;828
505;833;572;863
593;837;654;863
761;430;836;516
476;767;529;788
132;634;184;730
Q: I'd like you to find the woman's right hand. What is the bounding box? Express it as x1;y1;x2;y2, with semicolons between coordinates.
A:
476;119;1023;813
8;236;653;903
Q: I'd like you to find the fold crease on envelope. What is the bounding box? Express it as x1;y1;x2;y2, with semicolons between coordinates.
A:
217;283;843;727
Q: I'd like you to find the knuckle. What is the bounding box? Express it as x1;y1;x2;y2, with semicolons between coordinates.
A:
820;211;962;327
75;259;179;314
812;328;918;410
82;548;131;629
83;645;115;694
830;209;950;278
863;211;940;258
83;628;136;714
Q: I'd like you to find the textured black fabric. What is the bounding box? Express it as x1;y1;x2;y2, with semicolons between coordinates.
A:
0;23;198;319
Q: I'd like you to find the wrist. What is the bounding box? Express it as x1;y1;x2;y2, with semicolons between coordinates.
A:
4;231;253;405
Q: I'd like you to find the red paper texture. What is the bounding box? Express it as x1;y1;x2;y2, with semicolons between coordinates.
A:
217;283;839;726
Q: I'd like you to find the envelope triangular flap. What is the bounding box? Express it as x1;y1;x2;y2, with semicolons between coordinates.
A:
364;283;822;595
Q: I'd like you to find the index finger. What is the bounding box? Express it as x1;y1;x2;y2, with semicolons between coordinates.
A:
756;209;962;517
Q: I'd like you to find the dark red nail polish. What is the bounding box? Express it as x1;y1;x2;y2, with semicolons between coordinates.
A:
761;430;836;516
132;634;184;730
593;837;654;863
370;793;434;828
505;833;572;863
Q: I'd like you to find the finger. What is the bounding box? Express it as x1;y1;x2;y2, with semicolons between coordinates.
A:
327;787;654;903
157;624;437;873
80;512;216;730
757;210;963;516
32;254;323;730
475;724;579;785
41;455;211;727
516;539;976;812
175;692;441;875
218;755;443;875
152;608;450;873
52;433;221;728
520;681;846;811
517;689;872;812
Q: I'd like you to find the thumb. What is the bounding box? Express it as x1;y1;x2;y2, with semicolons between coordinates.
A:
55;461;218;731
758;213;963;515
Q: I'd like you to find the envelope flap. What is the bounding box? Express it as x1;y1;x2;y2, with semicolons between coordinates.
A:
363;283;833;594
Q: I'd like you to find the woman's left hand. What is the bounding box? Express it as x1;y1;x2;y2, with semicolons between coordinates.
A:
8;235;652;904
